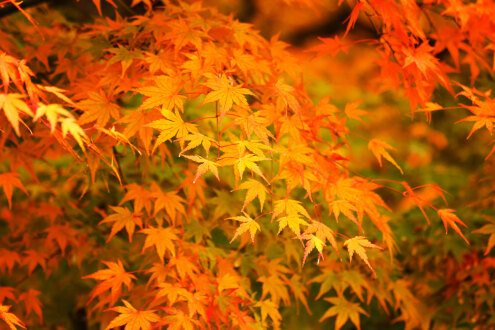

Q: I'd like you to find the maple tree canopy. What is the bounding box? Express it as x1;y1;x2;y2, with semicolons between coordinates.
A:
0;0;495;329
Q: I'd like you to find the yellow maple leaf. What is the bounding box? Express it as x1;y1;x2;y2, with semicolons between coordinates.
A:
148;109;197;152
228;212;261;243
344;236;382;275
0;93;33;136
233;179;267;212
182;154;220;183
0;304;25;330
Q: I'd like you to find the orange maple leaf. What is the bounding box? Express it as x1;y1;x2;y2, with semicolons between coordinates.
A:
83;260;136;304
0;172;28;209
368;139;403;174
19;289;42;323
437;209;469;244
0;304;25;330
100;206;143;243
140;226;178;262
137;75;185;112
105;300;160;330
202;73;254;121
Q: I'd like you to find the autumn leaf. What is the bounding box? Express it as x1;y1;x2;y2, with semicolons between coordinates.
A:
437;209;469;244
308;36;349;58
83;260;136;304
344;101;369;123
234;154;269;181
319;296;368;330
0;93;33;136
272;199;311;221
19;289;42;323
233;179;267;212
368;138;403;174
0;304;26;330
148;109;198;152
182;154;220;183
99;206;143;243
277;216;308;237
0;172;28;209
33;103;72;133
202;73;254;121
140;226;178;262
344;236;382;275
60;117;89;150
105;300;160;330
228;212;261;243
254;300;281;329
301;233;324;265
472;216;495;255
137;75;186;112
177;133;214;156
77;91;121;127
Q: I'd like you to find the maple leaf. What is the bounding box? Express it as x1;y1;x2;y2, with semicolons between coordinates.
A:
182;155;220;183
257;274;290;306
0;172;28;209
140;226;178;262
344;236;382;275
148;109;198;152
151;184;185;221
277;215;308;237
437;209;469;244
22;250;47;275
107;46;143;78
0;249;20;274
202;73;254;121
177;133;214;156
168;255;199;280
19;289;42;323
228;213;261;243
233;179;267;212
83;260;136;304
137;75;186;112
99;206;143;243
120;184;153;214
301;233;325;265
344;101;369;123
368;139;403;174
272;199;311;221
60;117;89;150
33;103;72;133
77;91;121;127
303;220;340;260
234;154;269;182
255;300;281;329
0;93;33;136
472;216;495;255
105;300;160;330
319;296;368;330
308;36;349;58
0;304;26;330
